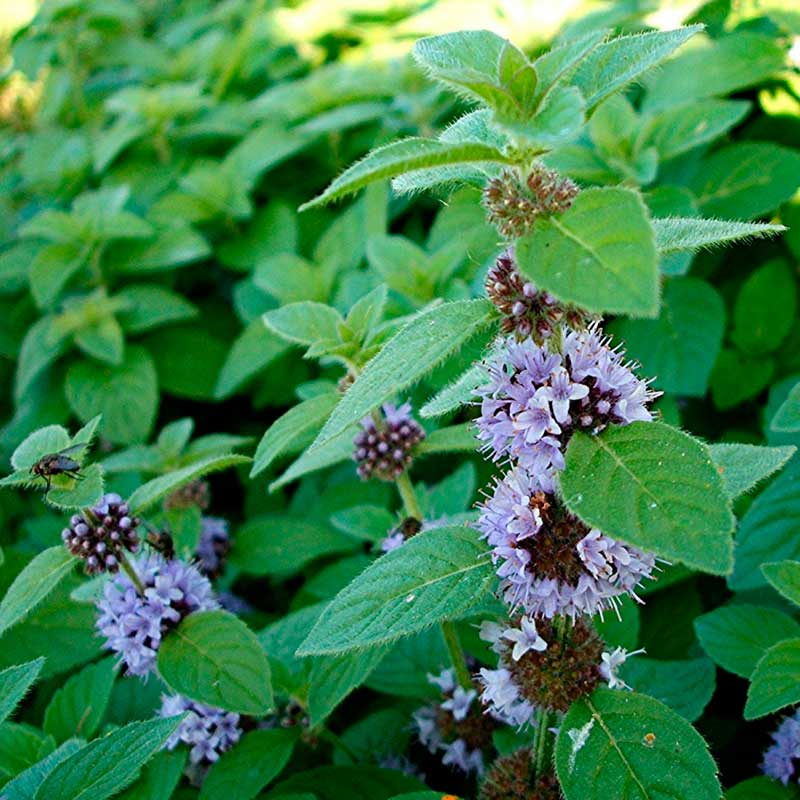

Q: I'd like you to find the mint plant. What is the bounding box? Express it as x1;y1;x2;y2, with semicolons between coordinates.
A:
1;1;800;798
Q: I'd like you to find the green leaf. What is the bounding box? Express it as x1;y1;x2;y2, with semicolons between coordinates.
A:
251;393;339;478
34;716;183;800
412;31;537;121
43;658;116;743
263;302;342;347
269;427;355;492
200;729;296;800
300;138;510;210
420;363;485;418
330;506;395;543
0;547;77;638
115;750;186;800
730;460;800;591
640;99;750;160
230;515;359;578
572;26;703;110
29;242;86;309
653;217;785;254
611;278;724;397
727;776;800;800
65;346;158;445
772;382;800;433
127;454;250;513
745;638;800;719
415;423;476;455
15;315;69;401
731;260;797;356
710;348;775;410
2;739;84;800
562;421;734;574
309;299;495;451
692;143;800;219
308;646;389;725
555;689;721;800
515;187;659;317
694;604;800;679
762;561;800;608
271;766;423;799
115;224;210;273
709;443;795;499
46;463;105;510
0;658;45;725
116;284;198;334
157;610;273;715
620;657;715;722
298;525;494;656
214;321;290;399
10;424;70;470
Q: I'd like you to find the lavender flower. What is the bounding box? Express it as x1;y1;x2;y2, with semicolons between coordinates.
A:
353;402;425;481
96;553;218;676
62;493;139;575
412;668;496;776
599;647;645;690
763;708;800;785
161;694;242;765
477;467;656;618
475;326;657;475
195;516;232;579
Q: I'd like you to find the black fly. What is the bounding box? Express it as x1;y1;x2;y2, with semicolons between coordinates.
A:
30;444;86;492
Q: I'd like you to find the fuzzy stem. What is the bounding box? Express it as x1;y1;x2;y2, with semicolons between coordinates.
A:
118;551;146;596
395;470;422;520
441;620;472;689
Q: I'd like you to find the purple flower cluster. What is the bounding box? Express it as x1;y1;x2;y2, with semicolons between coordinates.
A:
96;554;218;676
195;516;231;579
161;694;242;765
353;402;425;481
478;467;655;618
476;326;656;480
413;668;495;775
763;708;800;785
62;493;139;575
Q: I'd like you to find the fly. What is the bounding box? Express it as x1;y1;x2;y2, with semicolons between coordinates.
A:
30;444;87;492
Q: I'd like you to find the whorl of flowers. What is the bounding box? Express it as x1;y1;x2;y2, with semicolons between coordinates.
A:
486;251;592;343
353;402;425;481
161;694;242;766
96;553;218;676
413;668;497;775
478;467;656;618
483;166;578;240
762;708;800;785
195;516;232;579
479;618;639;718
475;326;658;479
62;493;140;575
478;748;562;800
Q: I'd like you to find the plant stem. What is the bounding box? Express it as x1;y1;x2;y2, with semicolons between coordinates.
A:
441;620;472;689
395;470;422;519
118;551;146;596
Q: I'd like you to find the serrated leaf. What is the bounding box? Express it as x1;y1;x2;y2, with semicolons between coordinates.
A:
309;646;389;725
653;217;785;254
0;547;77;638
269;427;355;492
694;604;800;679
10;424;70;470
200;729;296;800
745;638;800;719
572;26;702;110
309;300;495;452
620;657;715;722
230;515;359;577
555;689;721;800
762;561;800;608
420;363;485;418
127;454;250;513
612;278;724;397
730;460;800;592
34;716;183;800
300;139;509;210
298;525;493;656
515;187;659;317
46;463;105;510
709;443;795;499
115;750;186;800
157;610;273;715
772;382;800;433
2;739;84;800
562;421;734;574
0;658;45;725
43;658;116;742
251;393;339;478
